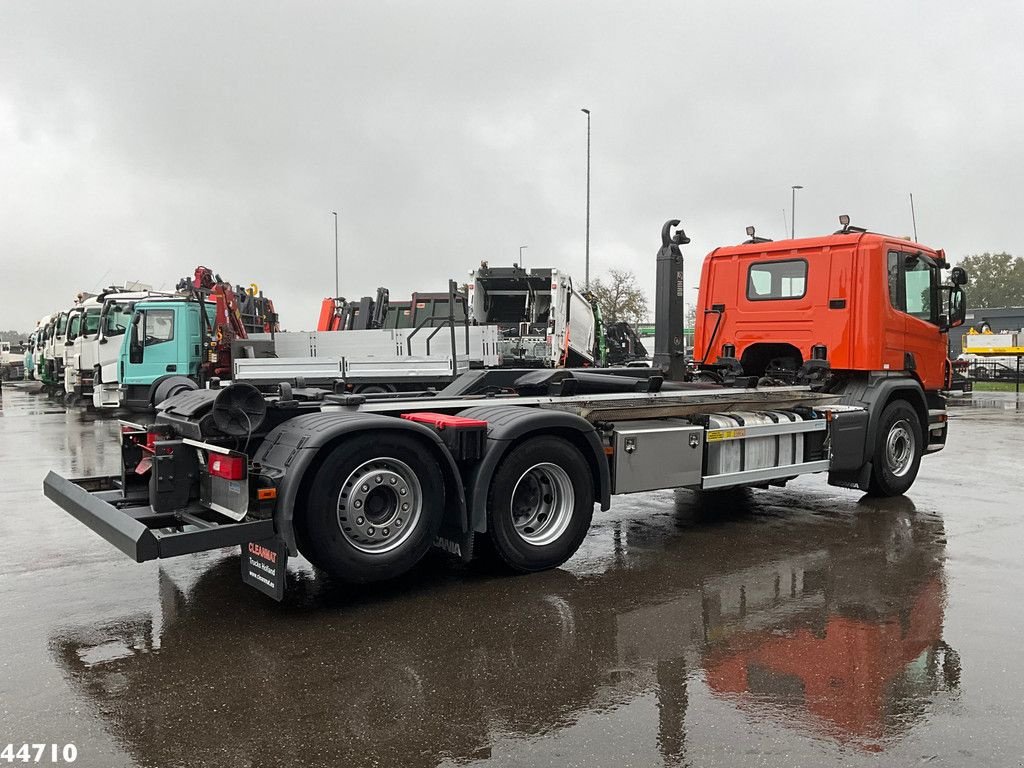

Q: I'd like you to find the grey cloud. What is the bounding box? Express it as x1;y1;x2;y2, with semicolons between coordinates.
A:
1;1;1022;330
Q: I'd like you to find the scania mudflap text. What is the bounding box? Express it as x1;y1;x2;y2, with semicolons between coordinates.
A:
42;217;968;601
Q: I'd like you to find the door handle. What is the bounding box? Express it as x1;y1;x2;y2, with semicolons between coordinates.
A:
166;364;177;372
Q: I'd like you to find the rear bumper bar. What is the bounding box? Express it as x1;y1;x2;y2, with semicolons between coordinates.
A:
43;472;275;562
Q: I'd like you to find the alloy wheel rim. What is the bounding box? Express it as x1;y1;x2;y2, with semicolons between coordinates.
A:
510;462;575;546
337;458;422;553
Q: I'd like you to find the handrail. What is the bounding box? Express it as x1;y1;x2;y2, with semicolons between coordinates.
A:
405;280;471;370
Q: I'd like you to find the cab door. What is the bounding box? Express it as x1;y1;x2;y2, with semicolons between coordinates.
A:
887;249;944;389
122;307;180;385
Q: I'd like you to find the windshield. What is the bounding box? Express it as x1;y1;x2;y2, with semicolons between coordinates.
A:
103;303;134;337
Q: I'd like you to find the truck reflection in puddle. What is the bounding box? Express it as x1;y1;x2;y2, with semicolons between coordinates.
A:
50;493;957;766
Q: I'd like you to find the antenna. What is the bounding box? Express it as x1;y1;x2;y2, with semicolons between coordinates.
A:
782;209;789;238
91;266;113;292
909;192;918;241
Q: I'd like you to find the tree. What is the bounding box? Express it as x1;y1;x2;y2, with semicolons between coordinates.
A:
958;252;1024;308
588;269;649;325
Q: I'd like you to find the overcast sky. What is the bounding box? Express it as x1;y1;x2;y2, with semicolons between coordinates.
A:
2;1;1021;331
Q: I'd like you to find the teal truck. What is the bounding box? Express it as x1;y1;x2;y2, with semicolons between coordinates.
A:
94;267;278;411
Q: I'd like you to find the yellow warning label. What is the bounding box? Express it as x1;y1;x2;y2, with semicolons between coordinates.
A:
706;428;746;441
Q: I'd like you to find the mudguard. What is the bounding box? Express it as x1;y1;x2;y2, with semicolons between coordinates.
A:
253;411;468;557
457;404;611;534
830;373;929;488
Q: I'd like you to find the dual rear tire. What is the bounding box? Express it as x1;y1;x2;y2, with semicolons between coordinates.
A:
484;436;594;573
297;434;445;583
296;434;595;582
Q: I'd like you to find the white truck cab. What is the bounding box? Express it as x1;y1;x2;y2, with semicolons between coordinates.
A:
63;297;103;403
91;291;166;409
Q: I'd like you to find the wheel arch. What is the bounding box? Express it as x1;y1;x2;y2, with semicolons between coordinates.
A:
457;405;611;535
254;412;468;557
830;373;928;490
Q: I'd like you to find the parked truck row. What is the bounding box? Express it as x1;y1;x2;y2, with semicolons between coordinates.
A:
17;259;650;413
43;216;968;601
19;272;278;409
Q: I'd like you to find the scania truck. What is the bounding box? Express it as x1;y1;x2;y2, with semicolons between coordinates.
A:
43;217;967;601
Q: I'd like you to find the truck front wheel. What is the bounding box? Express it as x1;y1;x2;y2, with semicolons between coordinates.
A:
867;400;923;497
297;434;445;582
486;436;594;572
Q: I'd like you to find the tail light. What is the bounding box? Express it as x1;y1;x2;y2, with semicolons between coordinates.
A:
143;427;172;455
209;454;246;480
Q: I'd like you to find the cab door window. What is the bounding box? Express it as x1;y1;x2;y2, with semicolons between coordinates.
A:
887;251;938;324
144;310;175;346
67;313;82;341
83;309;101;335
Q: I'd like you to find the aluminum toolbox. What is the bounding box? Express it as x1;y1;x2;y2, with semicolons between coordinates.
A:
611;419;704;494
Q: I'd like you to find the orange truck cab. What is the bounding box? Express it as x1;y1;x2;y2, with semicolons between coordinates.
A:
689;217;968;495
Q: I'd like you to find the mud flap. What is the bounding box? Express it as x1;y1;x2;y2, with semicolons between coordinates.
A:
434;523;475;563
241;538;288;601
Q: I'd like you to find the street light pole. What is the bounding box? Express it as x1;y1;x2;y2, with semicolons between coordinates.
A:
519;244;527;268
790;185;803;239
331;211;339;298
581;108;591;288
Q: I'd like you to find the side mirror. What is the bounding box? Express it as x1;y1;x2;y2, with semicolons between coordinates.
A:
951;266;968;286
938;285;966;331
949;286;966;327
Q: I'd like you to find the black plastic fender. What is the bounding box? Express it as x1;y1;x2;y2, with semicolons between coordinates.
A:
252;411;469;557
457;404;611;534
149;375;200;408
829;373;929;487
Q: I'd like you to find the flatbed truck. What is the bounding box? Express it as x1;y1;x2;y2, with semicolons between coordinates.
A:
42;218;967;601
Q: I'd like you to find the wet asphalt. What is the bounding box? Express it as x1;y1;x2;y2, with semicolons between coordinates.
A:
1;382;1023;767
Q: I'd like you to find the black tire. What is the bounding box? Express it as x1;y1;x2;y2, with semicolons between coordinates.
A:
867;400;923;497
296;433;445;583
150;376;199;408
485;436;594;572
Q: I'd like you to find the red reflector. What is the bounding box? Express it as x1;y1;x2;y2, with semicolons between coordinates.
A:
401;412;488;430
209;454;246;480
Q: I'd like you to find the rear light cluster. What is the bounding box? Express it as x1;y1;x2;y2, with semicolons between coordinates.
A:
208;454;246;480
121;425;173;455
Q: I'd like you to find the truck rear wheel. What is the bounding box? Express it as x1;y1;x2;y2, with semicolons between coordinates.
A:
867;400;923;497
486;436;594;572
297;433;445;582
